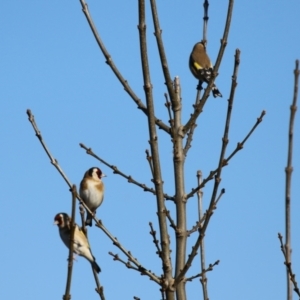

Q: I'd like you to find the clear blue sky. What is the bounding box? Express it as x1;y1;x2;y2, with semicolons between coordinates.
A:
1;1;300;299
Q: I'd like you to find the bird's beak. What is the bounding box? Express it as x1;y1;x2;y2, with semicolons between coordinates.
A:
54;221;59;225
102;173;107;178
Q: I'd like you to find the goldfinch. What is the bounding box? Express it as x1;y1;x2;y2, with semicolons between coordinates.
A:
54;213;101;273
80;167;105;227
189;41;222;97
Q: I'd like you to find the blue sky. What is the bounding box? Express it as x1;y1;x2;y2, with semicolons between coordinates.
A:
1;1;300;299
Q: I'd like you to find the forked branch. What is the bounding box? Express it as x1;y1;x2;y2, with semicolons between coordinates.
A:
79;143;174;201
186;110;266;200
78;0;170;134
27;109;160;285
183;0;235;134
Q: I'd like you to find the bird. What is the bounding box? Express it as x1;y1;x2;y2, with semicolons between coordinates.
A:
79;167;105;227
189;41;222;98
54;212;101;273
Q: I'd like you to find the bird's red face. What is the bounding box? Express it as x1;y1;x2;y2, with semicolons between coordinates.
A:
95;168;102;179
88;167;104;179
54;213;69;228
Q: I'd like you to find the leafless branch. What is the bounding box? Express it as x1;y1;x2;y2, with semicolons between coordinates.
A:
80;143;174;201
63;185;77;300
79;204;87;236
174;49;240;287
27;109;160;285
183;123;197;157
196;171;208;300
186;188;225;237
278;233;300;297
94;219;160;284
186;110;266;200
284;59;299;300
149;222;162;258
183;0;234;134
78;0;170;134
149;0;176;108
146;149;154;177
109;252;140;272
185;260;220;283
160;288;166;300
27;109;74;189
164;93;174;130
92;268;105;300
202;0;209;43
164;209;177;232
138;1;174;297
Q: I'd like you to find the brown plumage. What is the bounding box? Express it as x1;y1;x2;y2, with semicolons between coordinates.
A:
54;213;101;273
189;42;222;98
80;167;105;226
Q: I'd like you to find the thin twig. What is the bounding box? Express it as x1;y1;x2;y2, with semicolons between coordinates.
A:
185;260;220;283
78;0;170;134
202;0;209;43
196;171;208;300
109;252;140;272
63;185;77;300
92;268;105;300
284;59;299;300
183;88;202;157
146;149;154;177
80;143;174;201
79;204;87;236
183;122;197;157
186;188;225;236
164;209;177;232
278;233;300;297
164;93;174;130
96;220;160;284
149;0;176;109
27;109;160;285
149;222;162;258
183;0;234;134
186;110;266;200
27;109;75;189
160;288;166;300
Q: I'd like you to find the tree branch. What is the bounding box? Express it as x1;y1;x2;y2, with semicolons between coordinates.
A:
78;0;170;134
149;222;162;259
196;171;208;300
138;2;174;297
79;143;174;201
278;233;300;298
183;0;235;134
27;109;160;285
284;59;299;300
63;185;77;300
174;48;240;286
149;0;176;109
185;260;219;283
186;110;266;200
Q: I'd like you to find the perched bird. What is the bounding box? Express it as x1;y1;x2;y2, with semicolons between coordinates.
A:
54;212;101;273
189;41;222;98
80;167;105;227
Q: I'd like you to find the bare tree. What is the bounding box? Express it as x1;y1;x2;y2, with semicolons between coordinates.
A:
27;1;269;299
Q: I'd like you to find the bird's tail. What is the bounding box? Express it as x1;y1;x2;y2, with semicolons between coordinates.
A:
85;213;93;227
212;85;222;98
92;261;101;273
